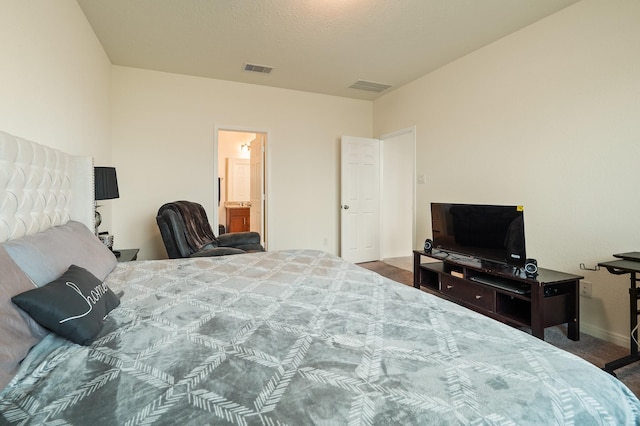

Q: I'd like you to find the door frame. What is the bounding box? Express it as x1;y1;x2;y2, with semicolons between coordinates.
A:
379;126;417;256
340;127;416;263
213;125;270;249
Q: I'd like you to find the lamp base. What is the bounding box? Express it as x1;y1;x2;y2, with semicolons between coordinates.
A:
94;209;102;235
98;233;114;250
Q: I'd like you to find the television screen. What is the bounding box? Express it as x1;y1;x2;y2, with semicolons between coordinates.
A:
431;203;526;267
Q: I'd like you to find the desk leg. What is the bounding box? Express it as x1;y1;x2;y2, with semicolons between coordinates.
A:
629;272;638;355
603;271;640;376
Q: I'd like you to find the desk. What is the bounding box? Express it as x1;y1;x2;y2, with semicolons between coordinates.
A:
598;257;640;375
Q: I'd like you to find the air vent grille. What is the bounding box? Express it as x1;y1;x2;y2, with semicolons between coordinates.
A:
243;63;273;74
349;80;392;92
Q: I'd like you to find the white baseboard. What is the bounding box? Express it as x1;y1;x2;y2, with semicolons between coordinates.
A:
580;322;630;348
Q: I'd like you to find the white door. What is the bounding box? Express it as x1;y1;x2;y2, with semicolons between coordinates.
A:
249;135;264;244
341;136;380;263
226;158;250;201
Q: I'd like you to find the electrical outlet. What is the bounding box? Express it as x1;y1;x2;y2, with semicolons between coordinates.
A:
580;280;592;298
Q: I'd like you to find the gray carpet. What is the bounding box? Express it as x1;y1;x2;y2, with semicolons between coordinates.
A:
358;260;640;398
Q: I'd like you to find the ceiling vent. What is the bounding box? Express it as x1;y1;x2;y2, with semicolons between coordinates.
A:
243;63;273;74
349;80;392;93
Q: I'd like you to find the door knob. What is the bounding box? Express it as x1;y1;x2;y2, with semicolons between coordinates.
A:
342;205;350;210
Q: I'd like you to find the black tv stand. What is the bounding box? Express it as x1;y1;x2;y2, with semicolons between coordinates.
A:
469;275;530;294
413;250;583;341
480;259;508;270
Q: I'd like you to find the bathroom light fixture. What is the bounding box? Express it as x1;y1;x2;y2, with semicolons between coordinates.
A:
241;143;250;152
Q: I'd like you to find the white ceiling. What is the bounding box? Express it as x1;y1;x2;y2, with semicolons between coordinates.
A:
77;0;580;100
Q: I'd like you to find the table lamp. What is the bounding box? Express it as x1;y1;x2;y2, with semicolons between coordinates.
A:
94;166;119;241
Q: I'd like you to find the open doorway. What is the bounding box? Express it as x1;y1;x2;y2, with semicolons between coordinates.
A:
380;127;415;271
215;129;268;248
339;127;415;268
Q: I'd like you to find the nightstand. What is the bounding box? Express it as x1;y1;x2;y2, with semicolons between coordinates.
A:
115;248;139;262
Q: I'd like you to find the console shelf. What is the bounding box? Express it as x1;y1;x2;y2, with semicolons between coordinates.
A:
413;250;582;341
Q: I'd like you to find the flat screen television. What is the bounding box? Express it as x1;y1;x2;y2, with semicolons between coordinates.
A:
430;203;526;267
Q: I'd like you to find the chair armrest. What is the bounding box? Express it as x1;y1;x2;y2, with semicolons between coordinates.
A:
189;247;246;257
217;232;261;247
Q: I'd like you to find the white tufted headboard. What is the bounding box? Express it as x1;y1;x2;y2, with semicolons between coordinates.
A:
0;131;94;243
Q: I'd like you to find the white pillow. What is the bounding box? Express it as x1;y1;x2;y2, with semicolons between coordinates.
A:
3;221;117;287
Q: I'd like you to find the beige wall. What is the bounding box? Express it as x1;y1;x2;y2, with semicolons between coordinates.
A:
0;0;113;228
374;0;640;345
0;0;111;163
111;66;373;260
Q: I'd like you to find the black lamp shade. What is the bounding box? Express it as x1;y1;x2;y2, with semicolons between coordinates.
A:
94;167;119;201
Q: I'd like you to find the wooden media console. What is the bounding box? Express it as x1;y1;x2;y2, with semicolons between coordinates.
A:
413;250;582;341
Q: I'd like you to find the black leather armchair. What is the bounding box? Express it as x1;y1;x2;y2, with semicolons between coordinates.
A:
156;201;264;258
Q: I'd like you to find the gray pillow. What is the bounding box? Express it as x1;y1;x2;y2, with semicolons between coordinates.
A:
3;221;117;287
12;265;120;346
0;245;48;390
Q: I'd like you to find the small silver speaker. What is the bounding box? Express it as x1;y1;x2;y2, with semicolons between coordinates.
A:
424;238;433;253
524;258;538;277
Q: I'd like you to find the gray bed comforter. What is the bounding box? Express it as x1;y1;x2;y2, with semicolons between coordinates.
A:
1;249;639;425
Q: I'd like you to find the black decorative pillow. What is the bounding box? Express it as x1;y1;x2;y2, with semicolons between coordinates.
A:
11;265;120;345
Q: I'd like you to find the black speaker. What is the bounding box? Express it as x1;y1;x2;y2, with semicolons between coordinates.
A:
424;238;433;253
524;258;538;277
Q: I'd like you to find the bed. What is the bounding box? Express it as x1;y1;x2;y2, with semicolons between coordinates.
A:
1;131;639;425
